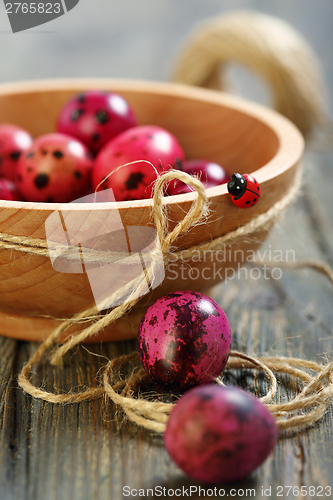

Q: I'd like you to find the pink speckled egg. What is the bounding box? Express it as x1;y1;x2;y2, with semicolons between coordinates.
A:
57;90;137;155
0;124;33;181
15;133;93;203
164;385;279;483
137;291;232;390
92;125;185;201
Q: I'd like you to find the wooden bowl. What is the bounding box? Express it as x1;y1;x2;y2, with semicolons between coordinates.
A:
0;79;304;342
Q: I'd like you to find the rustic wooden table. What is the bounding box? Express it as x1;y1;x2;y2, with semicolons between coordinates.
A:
1;2;333;499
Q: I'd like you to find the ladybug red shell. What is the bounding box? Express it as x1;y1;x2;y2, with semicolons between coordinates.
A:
227;173;261;208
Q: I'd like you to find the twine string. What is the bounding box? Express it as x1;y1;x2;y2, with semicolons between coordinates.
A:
0;166;301;259
50;170;209;365
0;8;329;438
14;166;333;434
18;170;209;398
104;350;333;434
16;165;298;372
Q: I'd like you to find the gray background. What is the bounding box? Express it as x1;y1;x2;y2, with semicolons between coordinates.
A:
0;0;332;116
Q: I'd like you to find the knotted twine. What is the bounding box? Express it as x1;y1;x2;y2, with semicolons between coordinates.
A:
14;167;333;434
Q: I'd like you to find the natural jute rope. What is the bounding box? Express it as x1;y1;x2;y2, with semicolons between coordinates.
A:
15;167;333;433
172;10;329;138
103;351;333;434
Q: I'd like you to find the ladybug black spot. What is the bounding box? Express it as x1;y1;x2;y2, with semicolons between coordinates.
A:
53;150;64;159
74;171;82;179
253;198;257;202
257;186;260;191
71;108;84;122
92;133;100;143
125;172;144;190
26;151;34;158
95;110;109;124
34;173;49;189
246;200;250;205
10;151;21;162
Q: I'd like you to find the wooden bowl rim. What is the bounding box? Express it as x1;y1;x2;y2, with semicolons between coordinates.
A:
0;78;304;212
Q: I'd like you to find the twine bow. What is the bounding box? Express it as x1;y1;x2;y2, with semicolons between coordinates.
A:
18;170;209;397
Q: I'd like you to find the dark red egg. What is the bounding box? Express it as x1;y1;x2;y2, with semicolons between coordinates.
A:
167;180;219;196
227;173;261;208
167;159;229;196
164;385;279;483
57;90;137;155
92;125;185;201
137;291;232;390
0;124;33;181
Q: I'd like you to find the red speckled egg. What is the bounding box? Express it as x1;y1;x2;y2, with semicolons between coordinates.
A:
164;385;279;483
57;90;137;155
137;291;232;390
92;125;185;201
15;133;94;203
0;124;33;181
0;179;14;200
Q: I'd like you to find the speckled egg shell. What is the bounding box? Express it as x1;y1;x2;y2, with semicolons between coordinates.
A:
0;124;33;181
57;90;137;155
15;133;94;203
0;179;14;200
92;125;185;201
137;291;232;390
164;385;279;483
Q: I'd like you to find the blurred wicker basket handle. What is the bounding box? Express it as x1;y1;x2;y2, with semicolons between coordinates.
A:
171;10;328;138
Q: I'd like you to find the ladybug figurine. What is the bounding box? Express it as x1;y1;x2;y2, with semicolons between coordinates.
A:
227;173;261;208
